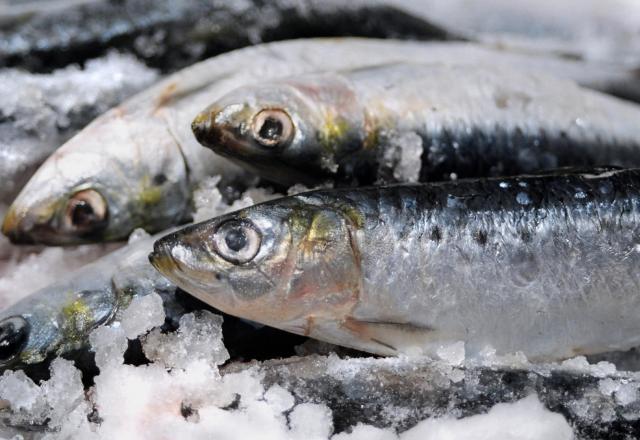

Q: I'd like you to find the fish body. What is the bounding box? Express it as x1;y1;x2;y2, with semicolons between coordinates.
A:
0;0;454;72
194;63;640;187
6;38;640;245
3;0;639;72
0;232;183;371
152;168;640;361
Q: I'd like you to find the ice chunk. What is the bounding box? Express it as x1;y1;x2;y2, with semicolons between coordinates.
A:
289;403;334;439
560;356;617;377
436;341;466;366
193;176;280;223
0;370;41;413
598;378;639;406
40;359;87;429
119;292;165;339
401;395;573;440
90;325;128;370
263;384;295;413
378;131;424;183
143;311;229;369
615;382;638;406
0;358;87;430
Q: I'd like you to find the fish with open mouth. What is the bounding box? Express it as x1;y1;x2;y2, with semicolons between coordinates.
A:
192;63;640;187
6;38;640;245
151;167;640;361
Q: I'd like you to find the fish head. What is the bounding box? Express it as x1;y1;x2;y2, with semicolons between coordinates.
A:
150;194;363;332
2;110;190;245
0;284;116;371
192;75;363;186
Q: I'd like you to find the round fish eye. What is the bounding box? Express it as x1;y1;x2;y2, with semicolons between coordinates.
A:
212;220;261;264
63;189;108;233
0;316;29;362
251;109;294;148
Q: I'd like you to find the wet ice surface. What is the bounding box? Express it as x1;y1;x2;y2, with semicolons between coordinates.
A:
0;52;157;203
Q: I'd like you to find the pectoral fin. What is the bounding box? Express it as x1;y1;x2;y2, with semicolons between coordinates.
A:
341;316;439;355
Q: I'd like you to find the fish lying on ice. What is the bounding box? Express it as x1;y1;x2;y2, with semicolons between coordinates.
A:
3;0;639;72
151;167;640;361
0;0;455;72
0;229;305;376
193;63;640;186
0;232;185;373
5;38;640;246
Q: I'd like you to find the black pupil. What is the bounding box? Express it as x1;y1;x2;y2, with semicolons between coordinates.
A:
225;227;247;252
0;319;28;361
259;116;283;141
72;200;95;226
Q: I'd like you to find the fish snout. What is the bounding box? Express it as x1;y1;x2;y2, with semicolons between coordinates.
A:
149;240;180;279
0;316;30;364
2;207;36;244
192;111;223;149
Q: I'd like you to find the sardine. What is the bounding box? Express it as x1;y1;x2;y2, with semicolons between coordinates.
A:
5;39;640;246
0;232;184;373
192;63;640;187
151;167;640;361
0;0;455;72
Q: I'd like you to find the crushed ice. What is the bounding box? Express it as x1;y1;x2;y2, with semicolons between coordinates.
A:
0;295;579;440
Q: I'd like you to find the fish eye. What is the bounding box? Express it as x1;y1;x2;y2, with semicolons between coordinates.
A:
63;189;108;233
0;316;29;362
251;109;294;148
212;220;261;264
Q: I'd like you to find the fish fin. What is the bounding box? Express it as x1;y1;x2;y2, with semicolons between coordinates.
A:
341;317;437;354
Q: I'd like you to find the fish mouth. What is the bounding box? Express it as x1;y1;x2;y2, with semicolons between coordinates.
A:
2;207;38;245
192;110;224;150
150;237;231;310
149;241;180;281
